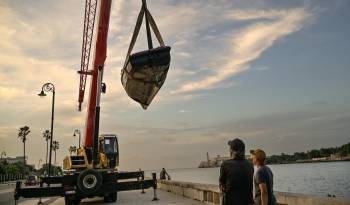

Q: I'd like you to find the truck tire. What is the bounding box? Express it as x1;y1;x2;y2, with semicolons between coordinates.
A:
104;192;117;203
77;169;103;195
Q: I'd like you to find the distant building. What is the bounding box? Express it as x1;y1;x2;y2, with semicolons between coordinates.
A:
311;157;328;161
0;156;27;164
198;152;250;168
330;153;342;160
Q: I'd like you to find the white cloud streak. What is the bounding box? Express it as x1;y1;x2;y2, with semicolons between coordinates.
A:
173;8;310;94
0;1;314;169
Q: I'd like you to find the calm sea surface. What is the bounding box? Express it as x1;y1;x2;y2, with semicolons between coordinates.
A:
149;161;350;199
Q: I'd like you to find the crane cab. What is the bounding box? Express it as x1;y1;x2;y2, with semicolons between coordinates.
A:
99;134;119;169
63;134;119;170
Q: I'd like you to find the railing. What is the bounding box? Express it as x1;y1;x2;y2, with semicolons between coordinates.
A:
158;180;222;204
0;174;24;183
158;180;350;205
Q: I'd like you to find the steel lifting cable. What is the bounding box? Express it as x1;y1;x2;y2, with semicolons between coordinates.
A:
121;0;171;109
123;0;166;69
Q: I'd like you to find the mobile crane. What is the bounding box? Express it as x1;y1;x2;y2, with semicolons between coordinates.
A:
14;0;171;204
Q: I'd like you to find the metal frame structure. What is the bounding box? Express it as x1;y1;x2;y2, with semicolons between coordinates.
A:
78;0;98;111
81;0;111;149
38;83;55;180
15;171;157;202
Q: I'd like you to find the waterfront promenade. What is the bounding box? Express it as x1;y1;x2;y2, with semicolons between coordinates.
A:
2;180;349;205
158;180;350;205
18;189;203;205
0;182;201;205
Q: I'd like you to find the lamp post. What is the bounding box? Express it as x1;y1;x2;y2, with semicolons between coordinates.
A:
1;151;7;182
37;159;42;170
38;83;55;180
73;129;81;149
37;159;43;205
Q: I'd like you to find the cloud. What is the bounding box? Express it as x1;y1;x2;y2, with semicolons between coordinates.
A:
101;107;350;170
225;10;296;21
0;86;25;100
0;126;16;139
0;1;323;170
178;110;192;113
254;66;271;71
173;8;310;94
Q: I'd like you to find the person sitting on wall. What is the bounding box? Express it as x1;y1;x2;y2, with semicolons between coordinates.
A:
250;149;277;205
219;138;254;205
160;168;171;180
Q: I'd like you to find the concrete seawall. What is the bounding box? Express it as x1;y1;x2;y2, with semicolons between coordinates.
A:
158;180;350;205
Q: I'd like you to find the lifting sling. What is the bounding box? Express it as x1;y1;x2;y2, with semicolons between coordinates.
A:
121;0;171;109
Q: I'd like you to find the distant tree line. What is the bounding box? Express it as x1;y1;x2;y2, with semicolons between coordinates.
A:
38;163;63;176
0;161;34;175
265;142;350;164
0;161;62;177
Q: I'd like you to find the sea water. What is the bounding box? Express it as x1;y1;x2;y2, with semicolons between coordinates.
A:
150;161;350;199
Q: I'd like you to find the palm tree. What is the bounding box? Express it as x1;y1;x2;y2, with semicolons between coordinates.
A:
0;151;6;159
18;126;30;167
42;130;51;165
69;146;77;155
52;141;59;165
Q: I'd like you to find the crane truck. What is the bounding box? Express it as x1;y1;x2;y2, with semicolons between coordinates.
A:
14;0;171;204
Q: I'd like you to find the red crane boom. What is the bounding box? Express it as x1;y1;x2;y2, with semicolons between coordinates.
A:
78;0;112;148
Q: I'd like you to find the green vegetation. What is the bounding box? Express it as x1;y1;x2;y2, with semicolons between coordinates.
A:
38;163;63;176
1;161;62;177
266;142;350;164
0;161;34;175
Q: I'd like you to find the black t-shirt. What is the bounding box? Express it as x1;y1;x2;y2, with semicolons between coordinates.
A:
219;159;254;205
254;165;276;205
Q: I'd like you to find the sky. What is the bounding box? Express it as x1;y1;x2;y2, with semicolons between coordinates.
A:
0;0;349;171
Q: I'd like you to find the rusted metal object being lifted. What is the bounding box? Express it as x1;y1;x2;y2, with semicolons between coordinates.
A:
121;0;171;109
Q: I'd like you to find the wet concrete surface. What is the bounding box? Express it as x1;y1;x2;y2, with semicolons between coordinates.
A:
0;182;26;205
14;189;203;205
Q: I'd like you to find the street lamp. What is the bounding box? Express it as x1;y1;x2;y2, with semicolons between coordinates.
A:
38;83;55;180
73;129;81;149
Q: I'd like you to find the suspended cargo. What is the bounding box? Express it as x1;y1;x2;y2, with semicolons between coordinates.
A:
121;0;171;109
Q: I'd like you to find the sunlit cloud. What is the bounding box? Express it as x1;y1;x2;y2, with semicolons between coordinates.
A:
173;8;310;94
3;0;344;171
178;110;192;113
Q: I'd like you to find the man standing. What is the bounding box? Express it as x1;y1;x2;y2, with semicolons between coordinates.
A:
219;138;254;205
250;149;276;205
160;168;171;180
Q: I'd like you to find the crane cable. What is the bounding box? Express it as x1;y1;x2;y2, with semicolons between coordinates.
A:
122;1;165;69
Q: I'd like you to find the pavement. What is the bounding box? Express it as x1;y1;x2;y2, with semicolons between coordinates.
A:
0;181;16;187
0;182;26;205
11;189;203;205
